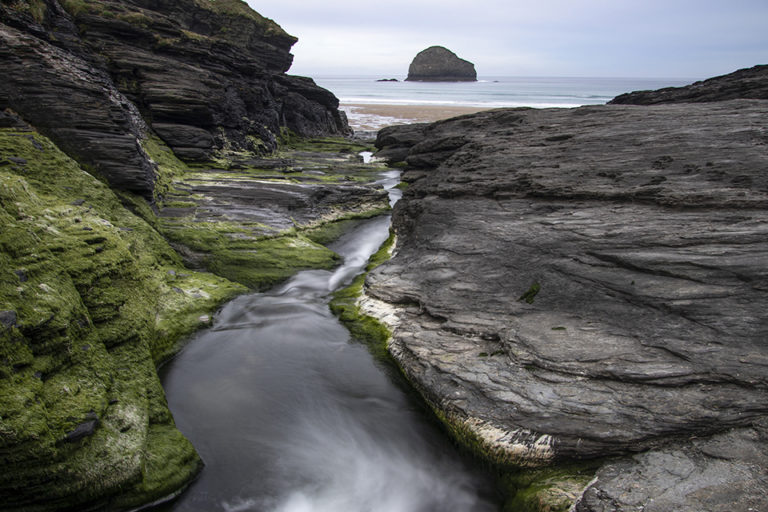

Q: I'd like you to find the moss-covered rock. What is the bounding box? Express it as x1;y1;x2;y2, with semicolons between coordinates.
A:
0;127;244;511
155;137;391;291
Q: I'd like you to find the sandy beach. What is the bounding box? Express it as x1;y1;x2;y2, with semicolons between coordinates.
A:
341;103;491;131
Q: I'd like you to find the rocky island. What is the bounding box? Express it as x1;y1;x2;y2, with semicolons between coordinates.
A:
370;65;768;511
405;45;477;82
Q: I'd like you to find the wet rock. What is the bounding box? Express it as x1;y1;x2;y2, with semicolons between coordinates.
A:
63;414;99;443
405;46;477;82
372;98;768;509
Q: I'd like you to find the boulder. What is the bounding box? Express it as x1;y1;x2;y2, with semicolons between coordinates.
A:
405;45;477;82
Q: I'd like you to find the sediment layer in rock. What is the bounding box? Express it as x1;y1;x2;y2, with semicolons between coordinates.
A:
0;0;349;197
372;99;768;510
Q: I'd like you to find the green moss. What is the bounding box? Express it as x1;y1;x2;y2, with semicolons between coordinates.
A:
330;274;392;362
59;0;93;17
116;11;152;27
303;209;390;246
141;134;189;203
366;228;396;271
0;127;244;510
519;282;541;304
279;136;373;154
329;229;395;362
205;234;340;291
499;463;599;512
112;424;203;509
7;0;47;21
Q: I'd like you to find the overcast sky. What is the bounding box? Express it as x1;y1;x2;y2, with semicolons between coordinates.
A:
247;0;767;79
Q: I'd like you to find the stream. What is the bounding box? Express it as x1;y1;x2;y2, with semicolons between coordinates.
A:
157;166;499;511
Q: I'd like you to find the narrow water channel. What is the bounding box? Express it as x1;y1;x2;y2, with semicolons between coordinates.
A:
157;168;499;511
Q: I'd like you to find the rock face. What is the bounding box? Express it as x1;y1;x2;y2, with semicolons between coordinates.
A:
405;46;477;82
372;98;768;509
610;64;768;104
0;115;246;512
0;0;349;197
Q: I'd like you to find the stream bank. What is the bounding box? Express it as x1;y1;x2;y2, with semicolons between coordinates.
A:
155;160;501;511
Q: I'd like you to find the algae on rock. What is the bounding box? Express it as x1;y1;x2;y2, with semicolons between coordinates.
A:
0;126;245;510
155;137;391;291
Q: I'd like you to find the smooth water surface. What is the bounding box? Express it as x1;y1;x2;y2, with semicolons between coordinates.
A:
159;212;498;511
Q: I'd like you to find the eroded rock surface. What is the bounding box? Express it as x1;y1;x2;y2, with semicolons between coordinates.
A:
372;100;768;509
0;0;349;197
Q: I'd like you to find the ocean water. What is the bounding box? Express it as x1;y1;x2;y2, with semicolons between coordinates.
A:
315;75;694;109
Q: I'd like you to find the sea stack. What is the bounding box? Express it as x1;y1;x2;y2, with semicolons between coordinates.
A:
405;46;477;82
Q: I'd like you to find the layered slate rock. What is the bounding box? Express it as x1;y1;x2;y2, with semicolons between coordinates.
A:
0;10;157;197
610;64;768;104
405;46;477;82
372;100;768;509
0;0;349;197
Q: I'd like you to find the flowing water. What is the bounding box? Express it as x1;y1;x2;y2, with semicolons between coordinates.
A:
157;172;498;511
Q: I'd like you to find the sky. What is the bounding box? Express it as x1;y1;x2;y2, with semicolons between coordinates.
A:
247;0;768;80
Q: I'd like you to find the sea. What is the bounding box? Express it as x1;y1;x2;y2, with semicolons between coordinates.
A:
312;75;696;130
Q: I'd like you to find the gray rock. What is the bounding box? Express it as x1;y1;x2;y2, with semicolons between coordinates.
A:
0;310;17;329
0;20;157;197
0;0;350;196
610;64;768;104
405;46;477;82
371;99;768;508
575;423;768;512
63;417;99;443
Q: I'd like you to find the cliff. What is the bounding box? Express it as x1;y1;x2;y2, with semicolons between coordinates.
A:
405;46;477;82
0;0;349;199
372;87;768;509
0;2;388;510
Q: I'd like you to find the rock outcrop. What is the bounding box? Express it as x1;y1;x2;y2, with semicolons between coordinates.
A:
0;2;387;511
0;0;349;198
610;64;768;104
405;46;477;82
372;98;768;509
0;113;246;511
